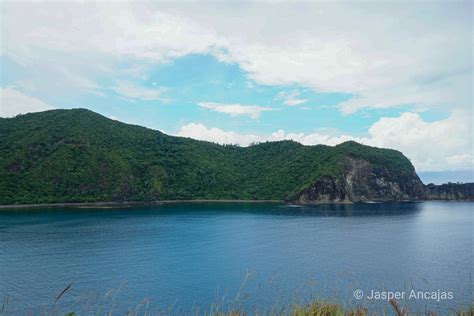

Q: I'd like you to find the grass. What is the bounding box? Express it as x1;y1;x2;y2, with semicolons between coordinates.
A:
53;300;473;316
2;272;473;315
2;283;472;316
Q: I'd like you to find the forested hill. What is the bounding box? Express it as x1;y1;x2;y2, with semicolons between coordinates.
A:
0;108;465;205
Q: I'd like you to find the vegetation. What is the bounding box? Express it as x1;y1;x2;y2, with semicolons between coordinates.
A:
0;109;416;205
58;301;474;316
2;276;472;315
6;295;473;316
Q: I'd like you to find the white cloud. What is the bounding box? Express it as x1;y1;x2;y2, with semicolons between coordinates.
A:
363;111;472;171
275;90;308;106
1;2;219;63
174;3;471;114
2;2;471;115
177;123;262;145
198;102;273;119
113;80;168;102
177;111;472;171
0;2;221;98
177;122;359;147
0;87;54;117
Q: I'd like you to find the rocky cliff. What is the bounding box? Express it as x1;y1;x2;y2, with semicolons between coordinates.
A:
424;183;474;201
296;157;472;204
297;157;427;203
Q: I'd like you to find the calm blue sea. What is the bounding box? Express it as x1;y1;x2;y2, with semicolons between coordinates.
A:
0;202;472;314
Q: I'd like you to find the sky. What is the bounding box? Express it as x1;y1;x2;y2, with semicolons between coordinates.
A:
0;1;472;179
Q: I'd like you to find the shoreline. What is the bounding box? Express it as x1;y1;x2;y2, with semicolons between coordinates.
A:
0;199;471;210
0;200;284;210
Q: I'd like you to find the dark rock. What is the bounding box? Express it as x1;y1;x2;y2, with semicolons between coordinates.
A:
297;157;472;204
424;183;474;201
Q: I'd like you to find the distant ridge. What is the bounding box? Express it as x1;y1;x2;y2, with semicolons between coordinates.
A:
0;109;472;205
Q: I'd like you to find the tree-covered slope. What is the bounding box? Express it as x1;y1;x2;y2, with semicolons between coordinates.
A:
0;109;421;205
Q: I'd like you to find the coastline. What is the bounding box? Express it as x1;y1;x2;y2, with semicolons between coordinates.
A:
1;198;472;210
0;199;284;210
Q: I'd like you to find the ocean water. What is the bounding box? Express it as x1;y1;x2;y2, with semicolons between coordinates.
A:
0;202;472;314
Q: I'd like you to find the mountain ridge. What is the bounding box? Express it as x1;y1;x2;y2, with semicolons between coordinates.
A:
0;108;472;205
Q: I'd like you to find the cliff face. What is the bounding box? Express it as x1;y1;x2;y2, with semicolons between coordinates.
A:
297;157;426;204
424;183;474;201
296;157;473;204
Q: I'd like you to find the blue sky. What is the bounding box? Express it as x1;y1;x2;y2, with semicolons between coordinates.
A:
0;1;472;176
0;53;449;135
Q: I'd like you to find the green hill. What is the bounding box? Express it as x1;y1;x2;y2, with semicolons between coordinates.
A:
0;109;422;205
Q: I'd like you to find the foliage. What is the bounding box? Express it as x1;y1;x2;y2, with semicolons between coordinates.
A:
0;109;417;204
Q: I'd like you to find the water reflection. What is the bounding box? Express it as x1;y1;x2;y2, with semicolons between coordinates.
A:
0;200;424;221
